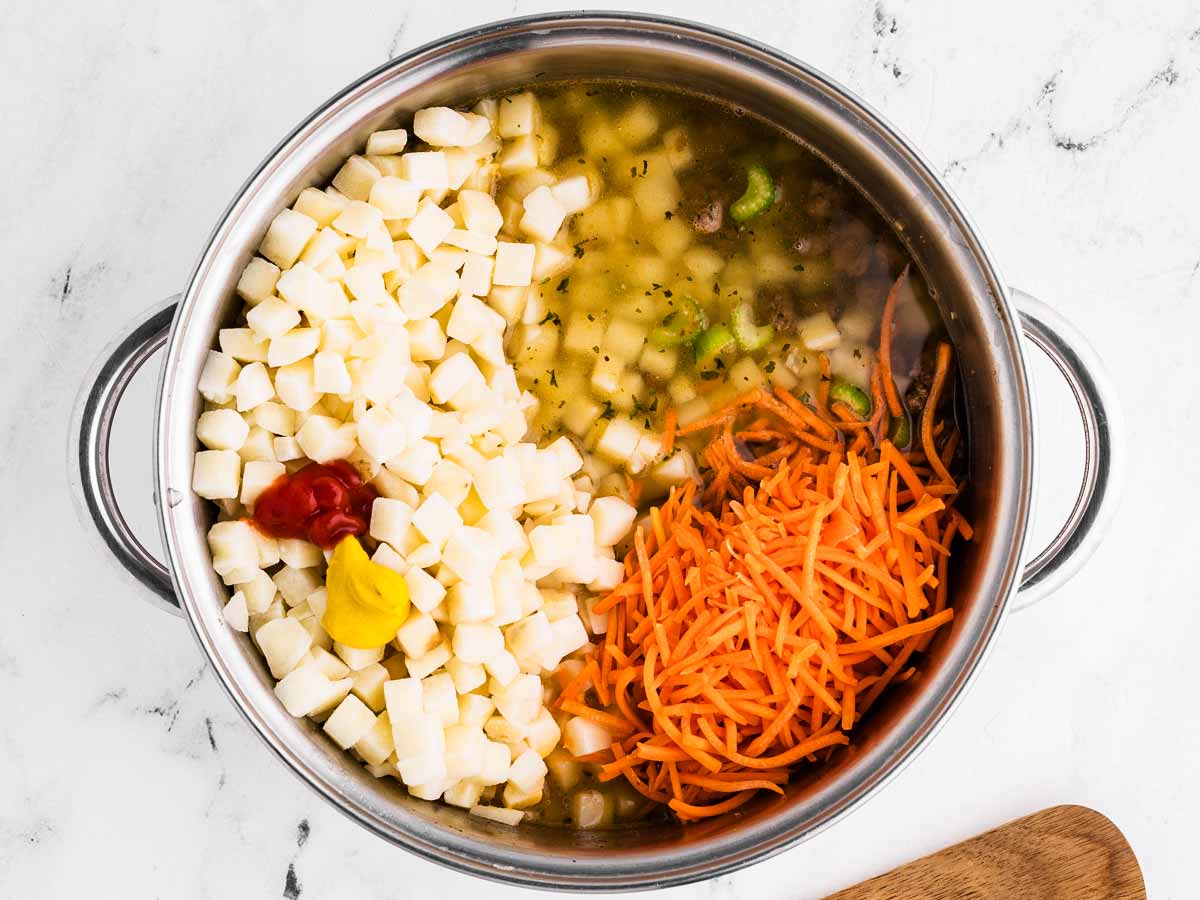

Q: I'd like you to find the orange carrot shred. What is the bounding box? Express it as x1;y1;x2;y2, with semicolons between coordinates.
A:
568;316;965;820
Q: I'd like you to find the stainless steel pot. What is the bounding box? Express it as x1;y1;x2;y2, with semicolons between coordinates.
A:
72;13;1123;891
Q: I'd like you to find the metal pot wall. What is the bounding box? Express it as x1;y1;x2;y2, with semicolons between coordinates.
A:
72;13;1122;891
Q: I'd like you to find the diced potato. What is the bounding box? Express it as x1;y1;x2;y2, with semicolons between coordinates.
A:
498;92;541;138
563;716;612;758
798;311;842;351
259;209;318;269
193;450;241;500
332;155;382;202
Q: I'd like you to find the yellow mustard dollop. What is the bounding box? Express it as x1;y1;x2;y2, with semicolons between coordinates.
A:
321;536;410;649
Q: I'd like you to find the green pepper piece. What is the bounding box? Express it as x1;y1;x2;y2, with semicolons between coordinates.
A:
730;301;775;352
829;379;871;417
888;408;912;448
730;163;775;224
649;296;708;348
694;324;737;365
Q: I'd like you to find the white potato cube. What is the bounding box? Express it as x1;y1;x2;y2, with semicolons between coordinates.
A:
519;186;566;243
405;641;452;680
458;189;504;236
240;459;285;509
357;406;407;465
595;416;642;466
427;352;482;406
354;712;394;766
260;208;318;269
484;649;521;686
406;319;446;362
406;201;456;256
233;362;274;412
589;496;638;547
274;360;319;412
332;155;382;202
257;618;314;679
442;527;501;583
563;716;612;758
542;615;589;670
236;257;281;306
366;129;408;156
246;299;301;344
414;107;471;147
471;804;523;825
222;591;249;632
384;677;424;722
219;328;269;363
249;403;295;438
446;656;486;694
497;136;539;175
351;662;389;712
498;92;540;138
196;409;250;451
507;748;548;794
404;567;446;615
367;175;422;220
551;175;593;215
274;661;352;717
494;674;542;728
399;151;450;191
452;623;504;664
395;611;441;659
443;779;485;809
388;440;440;486
323;694;378;748
312;351;352;395
193;450;241;500
447;580;495;625
367;497;413;549
798;311;842;352
588;558;625;594
273;565;323;607
421;671;460;727
492;242;535;287
526;707;561;758
411;492;462;548
294;415;357;464
506;611;553;672
473;456;524;512
334;642;385;672
398;262;459;319
392;708;445;761
198;351;241;404
240;569;277;615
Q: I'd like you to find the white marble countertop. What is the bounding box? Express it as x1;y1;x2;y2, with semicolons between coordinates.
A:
4;0;1197;896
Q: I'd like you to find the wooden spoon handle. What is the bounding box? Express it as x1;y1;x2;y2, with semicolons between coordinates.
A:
823;805;1145;899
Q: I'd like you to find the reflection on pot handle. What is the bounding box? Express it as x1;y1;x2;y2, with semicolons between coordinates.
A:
73;298;183;616
1011;289;1124;610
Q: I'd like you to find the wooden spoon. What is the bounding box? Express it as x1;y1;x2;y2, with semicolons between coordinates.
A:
822;805;1145;899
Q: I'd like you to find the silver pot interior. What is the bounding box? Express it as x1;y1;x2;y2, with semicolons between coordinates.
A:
157;14;1031;890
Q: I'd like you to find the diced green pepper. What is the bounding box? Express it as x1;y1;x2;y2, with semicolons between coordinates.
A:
888;408;912;448
730;301;775;352
829;379;871;417
649;296;708;348
730;163;775;224
694;324;736;366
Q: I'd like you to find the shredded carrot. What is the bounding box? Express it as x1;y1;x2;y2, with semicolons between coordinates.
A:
661;408;678;456
574;370;966;821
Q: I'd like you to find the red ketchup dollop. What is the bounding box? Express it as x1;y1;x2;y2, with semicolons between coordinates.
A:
251;460;377;549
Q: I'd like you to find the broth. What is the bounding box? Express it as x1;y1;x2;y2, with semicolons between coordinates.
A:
505;85;946;514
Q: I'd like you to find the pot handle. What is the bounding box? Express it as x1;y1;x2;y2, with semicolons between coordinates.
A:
1011;289;1124;610
75;298;183;615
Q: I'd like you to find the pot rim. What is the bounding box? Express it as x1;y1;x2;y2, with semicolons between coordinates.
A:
154;11;1033;890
